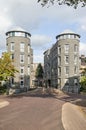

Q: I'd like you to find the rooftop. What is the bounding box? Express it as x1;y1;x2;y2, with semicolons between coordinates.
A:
6;26;31;36
56;29;80;39
60;29;75;35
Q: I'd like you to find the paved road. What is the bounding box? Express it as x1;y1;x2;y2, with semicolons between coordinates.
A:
0;88;65;130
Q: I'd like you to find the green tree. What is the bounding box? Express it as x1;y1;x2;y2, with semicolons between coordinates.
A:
0;52;18;82
35;63;43;86
80;76;86;92
38;0;86;8
35;63;43;78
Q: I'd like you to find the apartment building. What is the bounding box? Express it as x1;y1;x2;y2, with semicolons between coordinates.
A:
44;30;80;93
80;55;86;76
6;27;33;90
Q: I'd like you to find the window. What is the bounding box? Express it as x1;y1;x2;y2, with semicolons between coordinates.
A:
20;54;24;63
20;81;24;85
74;66;78;74
74;45;78;52
20;43;24;52
20;66;24;75
25;33;27;38
65;44;69;53
28;67;30;75
58;56;61;65
74;78;78;85
15;32;25;37
28;46;30;53
58;78;61;84
65;56;69;64
11;78;14;84
64;78;69;85
20;80;24;86
11;32;15;37
11;42;14;51
70;35;74;39
58;67;61;76
68;35;70;39
65;66;69;75
28;56;30;64
63;35;67;39
58;46;61;54
11;54;14;60
74;55;77;64
20;77;24;87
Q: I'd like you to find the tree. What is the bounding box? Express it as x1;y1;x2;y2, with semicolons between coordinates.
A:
35;63;43;78
80;76;86;92
38;0;86;8
35;63;43;86
0;52;18;83
80;67;86;76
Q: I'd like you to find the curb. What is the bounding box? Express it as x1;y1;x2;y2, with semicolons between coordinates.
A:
62;102;86;130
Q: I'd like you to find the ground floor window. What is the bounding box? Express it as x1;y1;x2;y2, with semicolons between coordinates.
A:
20;77;24;87
74;78;78;85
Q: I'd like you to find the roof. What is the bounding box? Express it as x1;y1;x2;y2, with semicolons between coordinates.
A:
9;27;26;32
60;29;75;34
6;26;31;36
56;29;80;39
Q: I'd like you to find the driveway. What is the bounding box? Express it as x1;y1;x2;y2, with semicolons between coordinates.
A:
0;88;65;130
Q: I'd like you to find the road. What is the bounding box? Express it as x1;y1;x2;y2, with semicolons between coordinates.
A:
0;88;65;130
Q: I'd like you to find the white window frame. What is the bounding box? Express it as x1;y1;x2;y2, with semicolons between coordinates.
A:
58;56;61;65
11;54;14;60
11;42;14;51
64;78;69;84
20;54;24;63
74;55;77;64
20;43;24;52
20;66;24;75
74;66;78;74
65;44;69;53
64;66;69;75
20;76;24;87
28;56;30;64
58;46;61;54
28;45;30;53
58;67;61;76
74;44;78;52
28;67;30;75
65;55;69;64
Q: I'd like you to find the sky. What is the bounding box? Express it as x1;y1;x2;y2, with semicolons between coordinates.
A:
0;0;86;63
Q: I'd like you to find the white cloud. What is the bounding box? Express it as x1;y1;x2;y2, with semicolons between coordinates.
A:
0;0;86;62
33;54;44;63
31;34;52;47
0;13;12;33
80;42;86;56
81;25;86;31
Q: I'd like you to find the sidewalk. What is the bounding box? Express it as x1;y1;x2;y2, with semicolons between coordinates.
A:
62;102;86;130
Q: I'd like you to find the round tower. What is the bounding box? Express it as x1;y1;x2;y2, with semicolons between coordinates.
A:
56;29;80;93
6;27;33;90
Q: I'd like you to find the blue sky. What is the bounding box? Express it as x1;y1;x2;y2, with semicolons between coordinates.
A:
0;0;86;63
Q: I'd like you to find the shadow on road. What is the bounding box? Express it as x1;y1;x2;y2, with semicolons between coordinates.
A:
7;88;86;109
